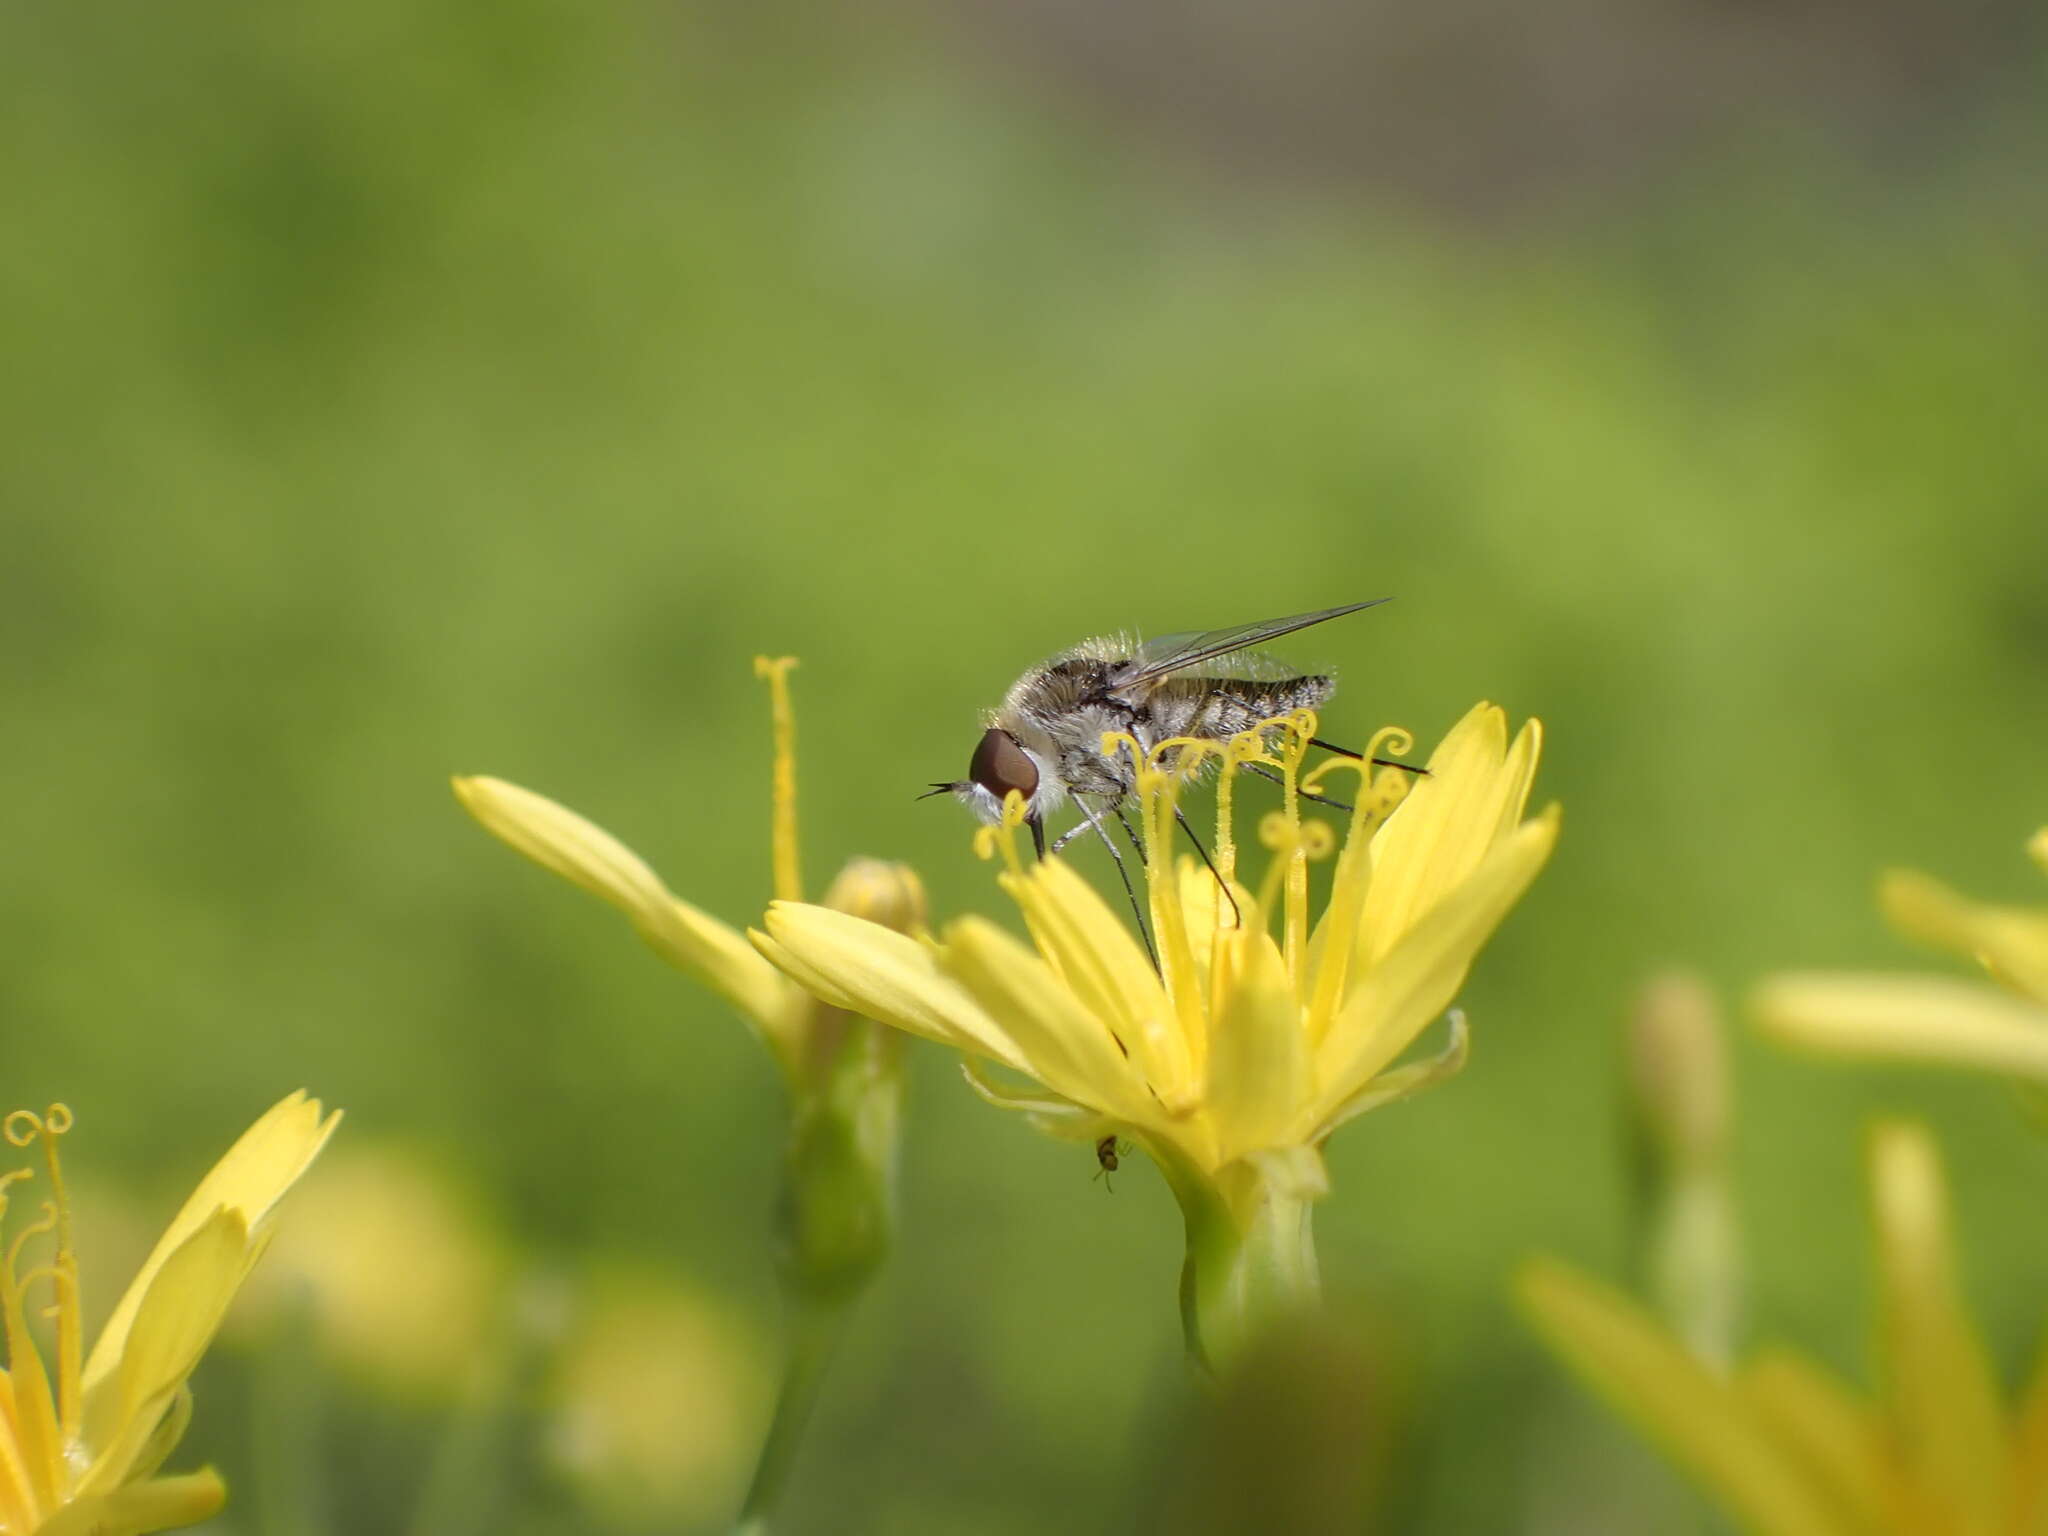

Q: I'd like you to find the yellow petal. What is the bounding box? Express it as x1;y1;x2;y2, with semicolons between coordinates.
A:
1753;973;2048;1084
1881;869;2048;1004
755;903;1027;1072
454;775;672;915
35;1470;226;1536
124;1387;194;1484
2030;828;2048;879
2015;1324;2048;1535
84;1092;338;1399
83;1211;249;1496
653;897;805;1047
1318;806;1558;1107
1737;1350;1894;1536
1492;716;1543;838
1003;858;1168;1054
1356;703;1521;967
939;916;1151;1120
1310;1009;1468;1141
1204;927;1307;1162
957;1059;1094;1127
1173;855;1242;987
1516;1258;1853;1536
453;776;794;1039
1868;1123;2005;1536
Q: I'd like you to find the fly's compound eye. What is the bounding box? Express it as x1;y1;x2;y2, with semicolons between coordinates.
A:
969;727;1039;805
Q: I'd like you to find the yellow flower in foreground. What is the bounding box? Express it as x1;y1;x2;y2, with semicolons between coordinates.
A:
1754;825;2048;1088
1519;1122;2048;1536
757;702;1556;1359
0;1092;338;1536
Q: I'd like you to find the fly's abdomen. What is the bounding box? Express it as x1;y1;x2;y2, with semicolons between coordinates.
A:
1177;674;1332;740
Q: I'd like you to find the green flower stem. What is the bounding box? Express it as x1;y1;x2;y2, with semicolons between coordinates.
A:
407;1279;563;1536
738;1019;902;1533
735;1294;851;1535
251;1280;329;1536
1162;1148;1325;1371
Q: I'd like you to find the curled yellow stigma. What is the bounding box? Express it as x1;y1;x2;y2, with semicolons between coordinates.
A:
0;1104;82;1514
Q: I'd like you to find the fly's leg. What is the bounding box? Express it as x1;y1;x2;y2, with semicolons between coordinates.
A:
1242;760;1354;813
1109;801;1147;867
1053;794;1160;970
1310;735;1428;777
1172;805;1242;927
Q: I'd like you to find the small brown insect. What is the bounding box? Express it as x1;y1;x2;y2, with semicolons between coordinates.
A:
1092;1134;1129;1192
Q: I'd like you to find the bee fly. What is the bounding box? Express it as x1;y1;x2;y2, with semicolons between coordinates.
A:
923;601;1421;961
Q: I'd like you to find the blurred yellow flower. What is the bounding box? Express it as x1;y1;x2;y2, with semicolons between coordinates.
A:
1754;825;2048;1087
0;1092;337;1536
1520;1120;2048;1536
757;701;1555;1357
244;1143;505;1396
547;1274;771;1525
1627;973;1742;1369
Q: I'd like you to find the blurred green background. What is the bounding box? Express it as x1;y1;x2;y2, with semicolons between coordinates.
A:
4;0;2045;1530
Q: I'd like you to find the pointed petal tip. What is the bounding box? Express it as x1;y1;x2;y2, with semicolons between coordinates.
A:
449;773;506;808
1752;970;2048;1082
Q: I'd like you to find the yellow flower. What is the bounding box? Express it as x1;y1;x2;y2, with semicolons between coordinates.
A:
454;657;925;1527
1754;826;2048;1087
756;701;1556;1358
451;658;925;1089
1518;1121;2048;1536
0;1092;338;1536
1626;973;1743;1369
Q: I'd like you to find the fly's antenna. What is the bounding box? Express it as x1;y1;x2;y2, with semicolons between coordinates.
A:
1309;736;1428;777
1051;797;1159;971
1243;761;1354;812
1109;802;1147;868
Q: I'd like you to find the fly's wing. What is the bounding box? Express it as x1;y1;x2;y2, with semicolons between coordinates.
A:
1106;600;1387;696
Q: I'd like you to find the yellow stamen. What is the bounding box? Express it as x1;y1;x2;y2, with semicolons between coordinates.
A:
1130;734;1219;1060
1215;729;1274;890
1253;813;1298;937
975;789;1030;875
753;656;803;904
0;1410;34;1536
28;1106;81;1446
0;1110;68;1517
1263;712;1317;988
0;1164;37;1528
1300;725;1415;1043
